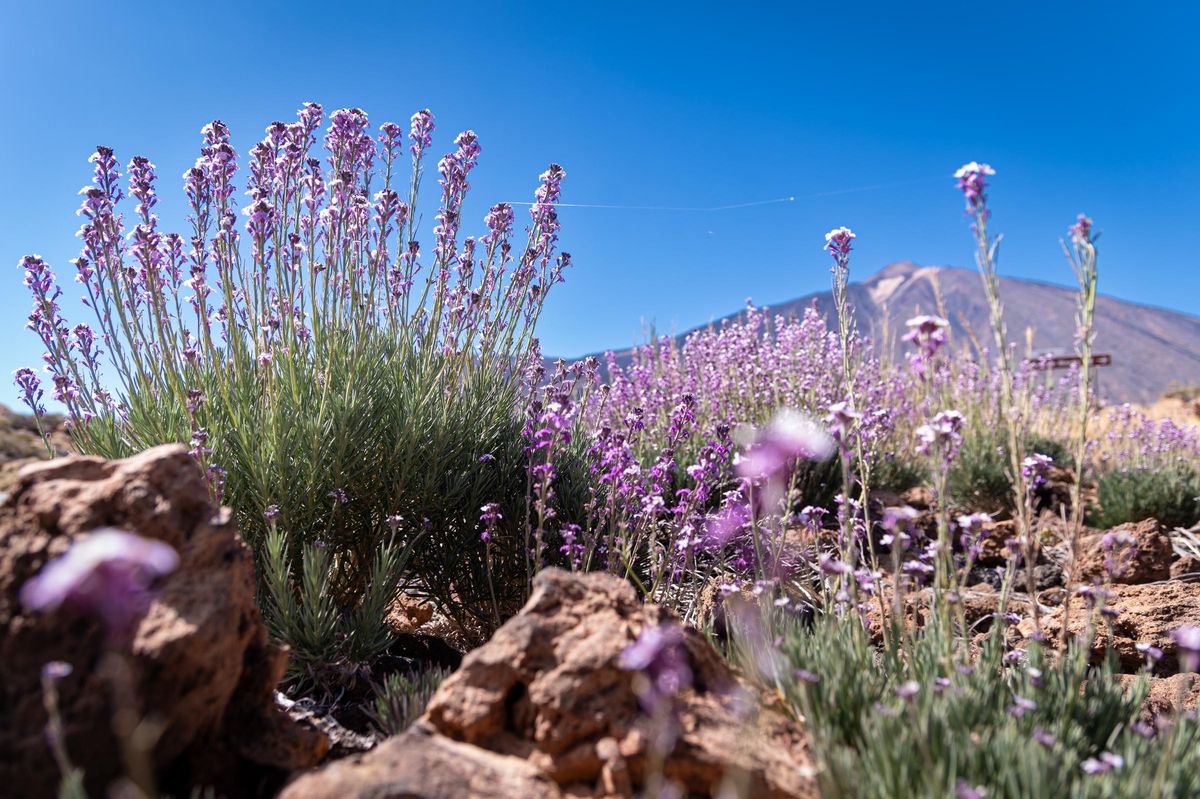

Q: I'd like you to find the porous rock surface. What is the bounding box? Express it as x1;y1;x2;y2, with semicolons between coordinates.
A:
282;569;819;799
0;445;327;798
1075;518;1173;584
1017;579;1200;673
1119;673;1200;722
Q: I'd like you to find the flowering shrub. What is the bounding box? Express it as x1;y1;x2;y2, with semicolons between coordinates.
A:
16;103;573;633
731;609;1200;799
1090;406;1200;529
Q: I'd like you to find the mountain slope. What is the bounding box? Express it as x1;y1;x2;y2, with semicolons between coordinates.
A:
574;262;1200;405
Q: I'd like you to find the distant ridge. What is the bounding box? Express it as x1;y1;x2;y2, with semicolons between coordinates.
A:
561;262;1200;405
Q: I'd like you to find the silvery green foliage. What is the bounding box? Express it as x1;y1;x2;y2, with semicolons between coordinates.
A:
366;666;452;737
731;610;1200;799
17;104;573;635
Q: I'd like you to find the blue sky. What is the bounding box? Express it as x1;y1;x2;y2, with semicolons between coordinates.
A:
2;0;1197;409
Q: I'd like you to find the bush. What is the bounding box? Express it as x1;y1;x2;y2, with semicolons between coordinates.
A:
1090;465;1200;530
366;666;452;736
731;610;1200;799
1090;408;1200;530
258;524;418;685
872;455;928;494
947;428;1013;511
947;428;1074;512
16;104;574;635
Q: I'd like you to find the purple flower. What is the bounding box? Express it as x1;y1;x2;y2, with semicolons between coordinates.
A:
903;315;949;377
127;155;158;219
1132;721;1156;739
794;668;821;685
20;528;179;641
1102;531;1138;578
1021;453;1054;490
881;506;918;547
479;502;503;542
1007;695;1037;717
1069;213;1094;244
13;367;45;416
954;161;995;216
620;623;693;712
825;401;860;441
823;226;855;260
328;488;348;505
483;202;514;246
1136;641;1164;663
1173;625;1200;672
734;409;833;481
1081;752;1124;774
409;109;435;158
915;409;965;461
895;680;920;700
819;552;853;576
1033;727;1057;747
955;781;987;799
263;505;280;520
42;660;73;682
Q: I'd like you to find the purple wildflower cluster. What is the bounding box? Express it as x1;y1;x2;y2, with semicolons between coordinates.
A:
1097;404;1200;473
15;104;571;496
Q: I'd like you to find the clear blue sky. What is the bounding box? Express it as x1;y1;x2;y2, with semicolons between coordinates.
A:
2;0;1197;409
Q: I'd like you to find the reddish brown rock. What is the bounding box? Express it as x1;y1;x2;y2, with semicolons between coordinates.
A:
284;569;819;799
280;725;565;799
0;445;327;798
1119;673;1200;721
977;519;1016;566
385;592;436;633
1017;579;1200;673
1075;519;1173;584
1171;555;1200;579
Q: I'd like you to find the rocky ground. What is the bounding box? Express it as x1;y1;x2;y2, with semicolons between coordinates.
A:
1;400;1198;798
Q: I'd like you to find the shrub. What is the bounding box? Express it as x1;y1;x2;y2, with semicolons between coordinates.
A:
872;456;928;494
258;525;417;684
366;666;452;736
947;427;1013;511
1091;465;1200;530
947;428;1075;513
1090;408;1200;530
731;610;1200;799
15;104;573;634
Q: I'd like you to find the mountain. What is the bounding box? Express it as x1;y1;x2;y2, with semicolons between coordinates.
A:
571;262;1200;405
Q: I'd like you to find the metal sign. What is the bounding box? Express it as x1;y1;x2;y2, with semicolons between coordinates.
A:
1028;353;1112;371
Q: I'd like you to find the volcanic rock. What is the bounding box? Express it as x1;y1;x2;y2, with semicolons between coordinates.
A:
283;569;819;799
1120;673;1200;722
1017;579;1200;673
0;445;327;798
1075;518;1173;584
280;725;564;799
1171;555;1200;579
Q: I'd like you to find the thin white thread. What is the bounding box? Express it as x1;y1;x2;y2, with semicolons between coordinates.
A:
502;175;945;211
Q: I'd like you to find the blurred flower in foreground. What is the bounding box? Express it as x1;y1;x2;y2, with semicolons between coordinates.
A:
1174;625;1200;672
20;528;179;641
619;623;693;713
734;409;834;481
